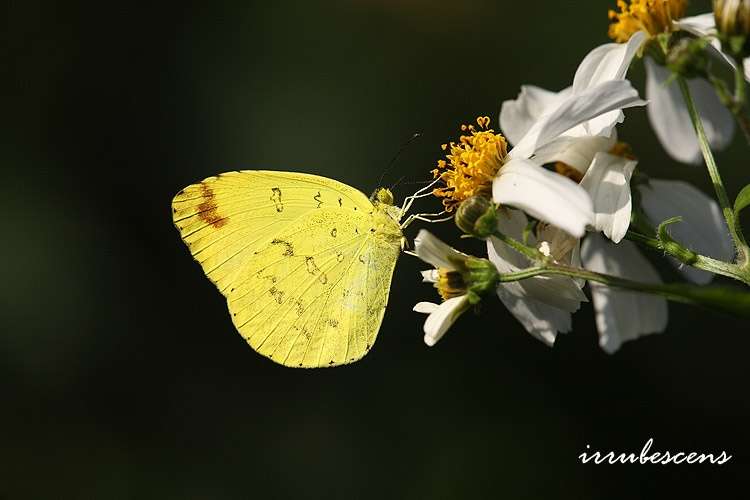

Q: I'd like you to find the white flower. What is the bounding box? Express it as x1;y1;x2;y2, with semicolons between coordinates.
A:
638;179;734;284
584;10;737;164
500;78;639;244
487;208;588;346
412;231;472;346
581;233;668;354
493;79;645;238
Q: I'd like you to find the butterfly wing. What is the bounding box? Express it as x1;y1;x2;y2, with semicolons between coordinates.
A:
172;171;401;367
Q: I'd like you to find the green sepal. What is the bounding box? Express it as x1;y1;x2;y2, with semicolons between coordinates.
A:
464;257;499;301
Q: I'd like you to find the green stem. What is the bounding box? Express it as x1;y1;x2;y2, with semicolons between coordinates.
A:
497;264;750;317
732;58;750;144
625;230;750;285
491;231;544;262
677;76;750;266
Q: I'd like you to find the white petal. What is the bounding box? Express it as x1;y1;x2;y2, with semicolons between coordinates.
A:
414;230;468;270
645;59;735;164
745;58;750;81
422;296;470;346
493;159;593;238
487;235;587;313
573;31;646;93
579;152;636;243
532;134;616;175
581;234;668;354
509;80;646;160
638;179;733;284
674;12;717;36
536;224;580;263
413;302;438;314
420;269;438;283
496;285;571;346
500;85;571;146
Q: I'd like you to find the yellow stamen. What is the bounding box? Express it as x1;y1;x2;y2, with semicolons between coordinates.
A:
433;116;508;211
608;0;688;42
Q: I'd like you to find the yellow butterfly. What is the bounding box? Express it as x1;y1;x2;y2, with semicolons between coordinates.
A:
172;170;437;368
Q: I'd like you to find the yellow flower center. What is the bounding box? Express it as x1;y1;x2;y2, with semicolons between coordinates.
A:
608;0;688;42
436;268;466;301
433;116;508;212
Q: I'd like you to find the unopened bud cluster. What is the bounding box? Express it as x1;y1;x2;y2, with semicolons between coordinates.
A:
714;0;750;56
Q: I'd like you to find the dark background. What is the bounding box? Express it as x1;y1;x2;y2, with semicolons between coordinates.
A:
4;1;749;498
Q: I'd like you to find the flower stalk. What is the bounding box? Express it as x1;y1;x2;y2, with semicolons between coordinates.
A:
496;262;750;317
677;75;750;268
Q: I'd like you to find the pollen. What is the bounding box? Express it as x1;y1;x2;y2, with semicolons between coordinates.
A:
436;268;466;301
608;0;688;42
433;116;508;211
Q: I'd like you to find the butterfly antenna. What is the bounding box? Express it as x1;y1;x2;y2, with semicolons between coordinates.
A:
389;175;407;191
376;132;422;189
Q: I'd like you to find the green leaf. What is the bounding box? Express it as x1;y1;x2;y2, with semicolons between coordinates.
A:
734;184;750;216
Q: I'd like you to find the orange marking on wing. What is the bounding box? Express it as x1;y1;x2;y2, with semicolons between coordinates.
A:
197;183;229;229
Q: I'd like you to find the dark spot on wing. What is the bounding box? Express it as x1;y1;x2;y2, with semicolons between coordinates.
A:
328;318;338;328
329;360;334;365
336;252;344;262
338;197;342;207
268;286;285;304
305;256;320;275
319;273;328;285
270;187;283;212
358;255;366;264
271;238;294;256
314;191;323;208
331;228;337;238
197;183;229;229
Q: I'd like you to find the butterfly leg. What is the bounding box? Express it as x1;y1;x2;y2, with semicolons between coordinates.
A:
398;177;442;219
400;211;452;230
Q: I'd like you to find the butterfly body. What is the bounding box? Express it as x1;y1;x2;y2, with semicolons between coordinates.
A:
172;171;402;367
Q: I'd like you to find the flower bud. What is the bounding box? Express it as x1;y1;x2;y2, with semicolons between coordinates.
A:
455;195;497;237
715;0;750;37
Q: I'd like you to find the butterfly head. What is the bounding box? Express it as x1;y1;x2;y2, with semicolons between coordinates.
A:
371;187;395;206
